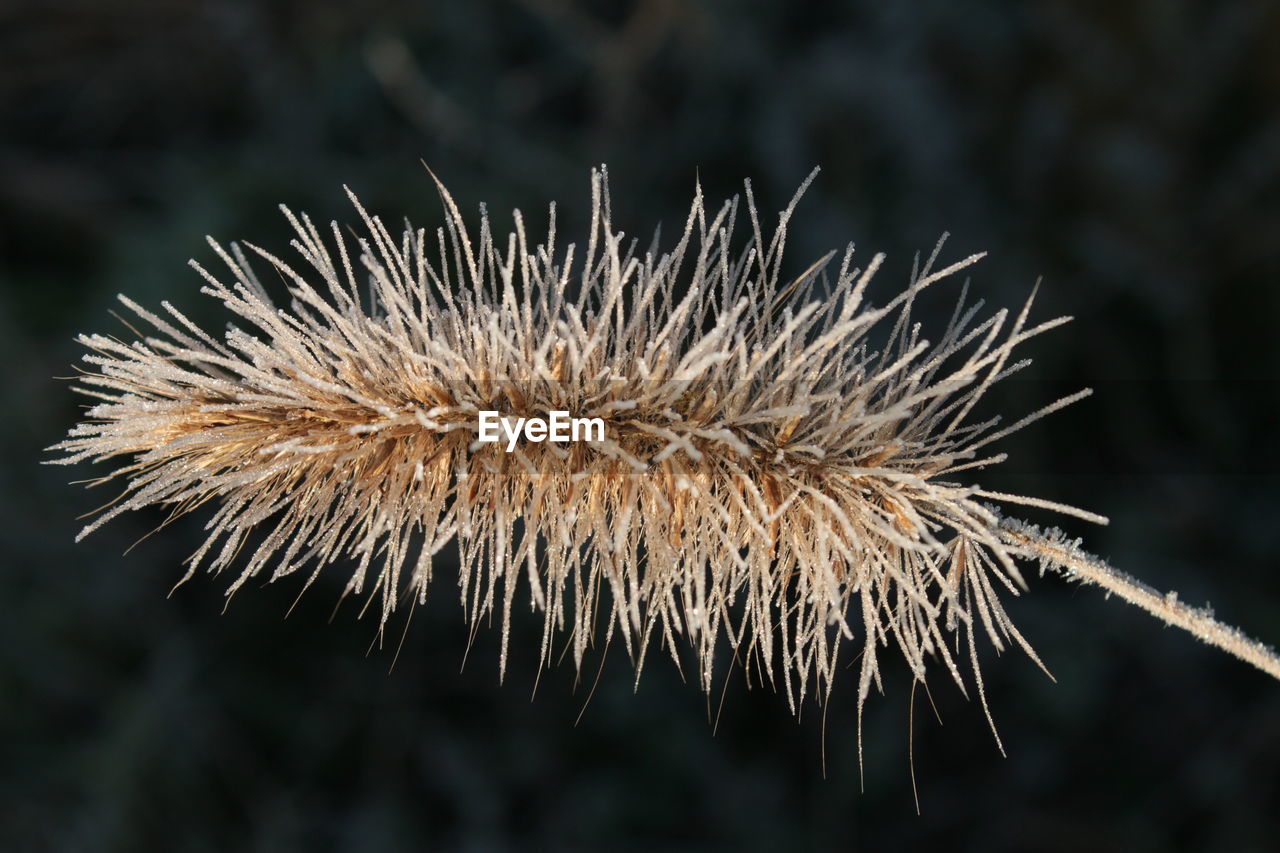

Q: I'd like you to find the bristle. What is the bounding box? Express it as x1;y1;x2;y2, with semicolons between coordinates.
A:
49;167;1280;752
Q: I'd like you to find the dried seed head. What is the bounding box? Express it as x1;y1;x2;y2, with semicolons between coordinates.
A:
50;167;1280;753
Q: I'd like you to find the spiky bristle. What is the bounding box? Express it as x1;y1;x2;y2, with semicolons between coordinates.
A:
50;167;1280;753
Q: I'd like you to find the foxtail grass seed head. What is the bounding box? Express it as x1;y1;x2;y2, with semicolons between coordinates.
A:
51;167;1280;755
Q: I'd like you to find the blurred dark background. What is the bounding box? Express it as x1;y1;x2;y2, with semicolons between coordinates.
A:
4;1;1280;850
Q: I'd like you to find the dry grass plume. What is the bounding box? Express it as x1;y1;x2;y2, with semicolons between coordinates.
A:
51;166;1280;757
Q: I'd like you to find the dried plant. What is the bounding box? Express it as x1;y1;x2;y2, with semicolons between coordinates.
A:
51;167;1280;756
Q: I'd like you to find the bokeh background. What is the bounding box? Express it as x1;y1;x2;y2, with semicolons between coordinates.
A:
4;1;1279;850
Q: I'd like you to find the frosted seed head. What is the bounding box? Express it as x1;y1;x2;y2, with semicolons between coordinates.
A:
56;166;1279;757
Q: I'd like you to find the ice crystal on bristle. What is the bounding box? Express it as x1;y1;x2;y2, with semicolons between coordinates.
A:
51;166;1280;752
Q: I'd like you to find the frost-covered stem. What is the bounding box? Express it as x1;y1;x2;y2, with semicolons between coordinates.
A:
1005;524;1280;682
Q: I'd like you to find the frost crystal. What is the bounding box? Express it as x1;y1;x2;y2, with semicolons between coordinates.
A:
51;167;1280;755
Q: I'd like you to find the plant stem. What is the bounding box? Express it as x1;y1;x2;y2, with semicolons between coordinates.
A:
1003;524;1280;682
